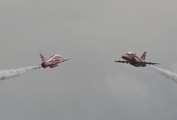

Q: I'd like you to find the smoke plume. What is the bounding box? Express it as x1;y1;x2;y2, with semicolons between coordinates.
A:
0;66;39;80
150;66;177;83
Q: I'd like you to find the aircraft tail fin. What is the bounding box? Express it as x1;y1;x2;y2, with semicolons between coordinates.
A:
141;51;146;60
39;53;47;62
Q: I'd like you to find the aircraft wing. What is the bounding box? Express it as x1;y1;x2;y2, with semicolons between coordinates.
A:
115;60;159;65
115;60;129;64
136;61;159;65
143;62;159;65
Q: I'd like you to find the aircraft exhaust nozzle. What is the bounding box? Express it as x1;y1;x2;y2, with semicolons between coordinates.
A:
41;61;49;68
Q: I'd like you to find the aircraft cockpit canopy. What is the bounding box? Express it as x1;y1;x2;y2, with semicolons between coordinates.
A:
56;54;62;57
126;52;136;55
50;54;62;57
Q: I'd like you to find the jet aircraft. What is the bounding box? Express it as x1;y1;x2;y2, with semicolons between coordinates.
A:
115;51;159;67
39;53;71;68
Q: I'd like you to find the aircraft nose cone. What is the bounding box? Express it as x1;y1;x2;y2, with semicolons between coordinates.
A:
122;55;126;59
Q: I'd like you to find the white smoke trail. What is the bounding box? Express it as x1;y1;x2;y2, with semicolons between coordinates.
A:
0;66;39;80
150;66;177;84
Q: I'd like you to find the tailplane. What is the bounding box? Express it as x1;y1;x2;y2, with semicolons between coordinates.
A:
141;51;146;60
40;53;47;62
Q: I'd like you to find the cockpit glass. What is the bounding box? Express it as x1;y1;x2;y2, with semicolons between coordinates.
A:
126;52;135;55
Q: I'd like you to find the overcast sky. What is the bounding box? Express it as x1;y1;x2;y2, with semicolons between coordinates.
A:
0;0;177;120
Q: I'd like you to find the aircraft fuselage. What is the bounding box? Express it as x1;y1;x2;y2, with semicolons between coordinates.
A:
40;54;70;68
121;53;146;67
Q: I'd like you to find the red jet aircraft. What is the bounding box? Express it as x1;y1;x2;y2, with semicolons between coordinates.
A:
39;53;71;68
115;51;159;67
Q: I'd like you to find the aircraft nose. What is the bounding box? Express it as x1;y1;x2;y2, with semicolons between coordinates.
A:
122;55;128;60
121;55;126;59
66;58;71;61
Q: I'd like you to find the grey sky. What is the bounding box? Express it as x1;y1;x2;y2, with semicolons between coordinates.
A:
0;0;177;120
